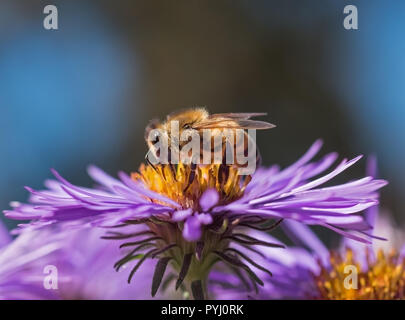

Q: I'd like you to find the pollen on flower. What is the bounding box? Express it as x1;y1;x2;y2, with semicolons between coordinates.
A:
131;163;250;209
315;248;405;300
123;163;282;299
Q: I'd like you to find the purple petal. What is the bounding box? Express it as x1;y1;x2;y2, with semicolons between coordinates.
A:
288;156;363;195
400;244;405;260
199;189;219;212
183;216;202;242
365;155;378;228
274;139;323;180
87;165;123;191
197;213;213;225
172;209;193;222
281;219;329;267
117;171;181;208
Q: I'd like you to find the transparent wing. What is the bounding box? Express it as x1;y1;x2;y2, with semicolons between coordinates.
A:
193;119;275;130
209;112;268;120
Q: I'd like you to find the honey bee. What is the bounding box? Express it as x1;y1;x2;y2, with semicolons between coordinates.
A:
144;108;275;188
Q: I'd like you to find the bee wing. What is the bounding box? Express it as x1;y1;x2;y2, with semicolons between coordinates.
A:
193;119;275;130
209;112;268;120
236;120;276;129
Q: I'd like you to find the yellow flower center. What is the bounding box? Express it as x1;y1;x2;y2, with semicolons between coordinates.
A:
131;163;250;209
315;248;405;299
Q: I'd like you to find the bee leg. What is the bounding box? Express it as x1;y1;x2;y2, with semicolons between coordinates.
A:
184;163;197;192
218;164;230;186
218;144;230;186
167;149;177;181
145;155;158;172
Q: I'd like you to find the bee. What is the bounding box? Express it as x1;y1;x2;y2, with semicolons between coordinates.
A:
144;108;275;188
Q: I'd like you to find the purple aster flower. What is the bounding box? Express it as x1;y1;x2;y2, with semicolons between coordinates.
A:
3;140;387;299
214;158;404;300
312;211;405;300
0;222;164;300
211;218;404;300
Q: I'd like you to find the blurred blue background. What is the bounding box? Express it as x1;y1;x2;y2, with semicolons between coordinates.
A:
0;0;404;233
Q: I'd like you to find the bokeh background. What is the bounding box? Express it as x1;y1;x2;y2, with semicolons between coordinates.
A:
1;1;404;246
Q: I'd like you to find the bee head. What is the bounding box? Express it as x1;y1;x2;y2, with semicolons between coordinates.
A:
165;107;209;132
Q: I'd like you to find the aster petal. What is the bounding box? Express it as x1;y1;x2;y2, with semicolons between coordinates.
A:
4;204;51;221
287;156;363;195
301;201;378;214
319;223;372;244
199;189;220;212
197;213;213;225
301;152;338;180
87;165;123;191
400;244;405;260
364;155;378;228
183;216;202;242
172;209;193;222
281;219;329;267
273;139;323;180
117;171;181;208
249;168;306;205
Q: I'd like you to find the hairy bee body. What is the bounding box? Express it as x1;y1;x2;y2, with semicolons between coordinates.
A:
145;107;275;166
144;108;275;187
